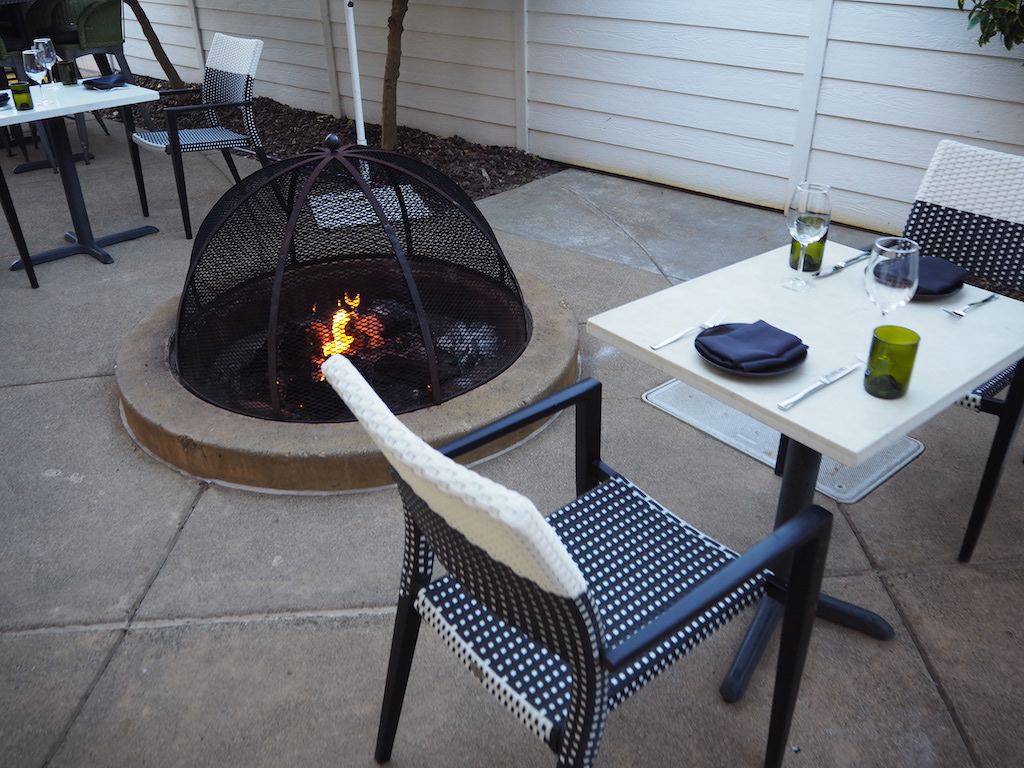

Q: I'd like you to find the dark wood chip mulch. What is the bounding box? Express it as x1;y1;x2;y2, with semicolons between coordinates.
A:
114;76;565;200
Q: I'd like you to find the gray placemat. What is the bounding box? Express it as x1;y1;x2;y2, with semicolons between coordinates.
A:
643;380;924;504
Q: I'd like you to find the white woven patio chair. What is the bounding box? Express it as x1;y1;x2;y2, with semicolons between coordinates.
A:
127;32;269;239
902;139;1024;561
322;353;833;768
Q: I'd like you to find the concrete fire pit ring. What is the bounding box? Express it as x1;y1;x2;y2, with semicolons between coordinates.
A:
115;272;579;493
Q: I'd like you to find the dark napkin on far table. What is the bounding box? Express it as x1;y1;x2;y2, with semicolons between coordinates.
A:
694;320;808;372
915;256;969;296
82;73;127;90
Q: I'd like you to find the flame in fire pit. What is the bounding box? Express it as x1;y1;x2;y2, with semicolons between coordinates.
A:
310;293;385;378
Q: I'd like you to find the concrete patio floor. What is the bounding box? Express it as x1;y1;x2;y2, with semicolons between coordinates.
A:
2;122;1022;768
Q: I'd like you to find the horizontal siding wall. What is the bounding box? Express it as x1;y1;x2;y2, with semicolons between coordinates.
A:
124;0;520;147
814;0;1024;231
122;0;1024;231
525;0;815;214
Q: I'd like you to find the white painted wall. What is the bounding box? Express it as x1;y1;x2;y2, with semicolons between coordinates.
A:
122;0;1024;232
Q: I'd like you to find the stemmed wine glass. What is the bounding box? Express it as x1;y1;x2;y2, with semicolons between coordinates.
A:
33;38;58;87
863;236;920;318
22;50;50;105
783;181;832;291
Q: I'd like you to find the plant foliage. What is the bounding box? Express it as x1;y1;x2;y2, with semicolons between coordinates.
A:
958;0;1024;50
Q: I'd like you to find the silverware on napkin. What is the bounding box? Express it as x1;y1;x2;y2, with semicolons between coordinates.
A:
813;250;870;279
777;362;862;411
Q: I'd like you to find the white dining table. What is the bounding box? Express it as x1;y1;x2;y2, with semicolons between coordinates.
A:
587;240;1024;699
0;81;159;272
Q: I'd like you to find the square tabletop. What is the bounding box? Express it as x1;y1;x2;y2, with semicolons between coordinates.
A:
587;242;1024;467
0;83;158;127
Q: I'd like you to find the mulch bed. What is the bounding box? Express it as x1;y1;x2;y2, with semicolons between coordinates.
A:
115;76;565;200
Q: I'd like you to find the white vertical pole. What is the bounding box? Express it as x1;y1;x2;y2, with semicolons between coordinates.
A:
343;0;367;146
788;0;834;190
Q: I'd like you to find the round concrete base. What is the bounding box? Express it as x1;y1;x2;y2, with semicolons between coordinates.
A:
115;273;579;492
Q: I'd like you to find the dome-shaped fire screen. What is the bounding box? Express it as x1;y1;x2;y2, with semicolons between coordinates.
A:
172;136;532;422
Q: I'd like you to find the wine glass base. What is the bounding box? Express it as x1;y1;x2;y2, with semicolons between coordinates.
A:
782;276;813;292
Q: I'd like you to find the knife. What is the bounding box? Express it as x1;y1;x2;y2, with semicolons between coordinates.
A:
813;250;870;278
777;362;862;411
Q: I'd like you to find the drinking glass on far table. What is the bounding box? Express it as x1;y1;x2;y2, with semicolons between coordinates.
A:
33;38;58;83
783;181;831;291
863;236;920;318
22;50;51;105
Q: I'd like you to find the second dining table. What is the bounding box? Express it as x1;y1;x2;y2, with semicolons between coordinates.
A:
587;240;1024;701
1;80;159;272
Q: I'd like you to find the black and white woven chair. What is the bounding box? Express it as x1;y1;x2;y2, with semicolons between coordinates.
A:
127;32;269;239
902;139;1024;562
322;355;832;768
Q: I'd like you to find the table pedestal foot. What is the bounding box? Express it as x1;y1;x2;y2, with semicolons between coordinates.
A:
14;152;94;174
720;591;895;703
10;226;159;270
720;599;783;703
816;594;895;640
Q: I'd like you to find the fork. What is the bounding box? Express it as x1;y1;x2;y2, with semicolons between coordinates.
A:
650;309;727;350
943;294;998;318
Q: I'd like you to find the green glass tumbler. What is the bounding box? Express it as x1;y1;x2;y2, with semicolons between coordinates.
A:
864;325;920;399
54;61;77;86
10;81;34;111
789;232;826;273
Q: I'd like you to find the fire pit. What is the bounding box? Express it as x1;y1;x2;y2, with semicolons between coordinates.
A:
115;138;578;492
174;136;531;422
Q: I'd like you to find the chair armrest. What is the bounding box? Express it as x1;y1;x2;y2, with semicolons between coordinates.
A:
157;88;202;99
163;99;253;113
440;377;613;495
602;504;833;670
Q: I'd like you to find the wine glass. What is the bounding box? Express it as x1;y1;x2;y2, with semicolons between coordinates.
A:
22;50;51;105
33;38;58;86
863;236;920;318
783;181;832;291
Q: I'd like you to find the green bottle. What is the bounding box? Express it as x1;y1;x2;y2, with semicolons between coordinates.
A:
789;236;825;273
10;82;34;111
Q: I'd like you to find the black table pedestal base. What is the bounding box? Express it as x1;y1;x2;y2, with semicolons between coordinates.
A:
6;115;158;273
10;225;160;270
720;439;895;703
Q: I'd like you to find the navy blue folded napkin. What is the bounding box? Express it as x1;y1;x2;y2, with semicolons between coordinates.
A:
695;321;808;372
0;93;9;107
82;73;127;90
915;256;968;296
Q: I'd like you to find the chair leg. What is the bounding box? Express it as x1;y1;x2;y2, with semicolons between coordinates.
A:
121;106;149;217
556;642;608;768
375;595;422;764
221;149;242;183
171;147;191;239
74;114;90;164
255;146;271;167
92;111;110;136
764;513;831;768
774;434;790;477
94;53;113;76
959;362;1024;562
35;122;59;174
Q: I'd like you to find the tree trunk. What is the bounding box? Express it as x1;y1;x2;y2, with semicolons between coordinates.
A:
381;0;409;151
123;0;185;88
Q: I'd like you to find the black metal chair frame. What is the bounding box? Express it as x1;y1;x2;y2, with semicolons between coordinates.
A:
331;370;833;768
901;139;1024;562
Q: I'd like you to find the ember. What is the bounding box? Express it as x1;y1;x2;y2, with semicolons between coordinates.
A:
310;294;385;379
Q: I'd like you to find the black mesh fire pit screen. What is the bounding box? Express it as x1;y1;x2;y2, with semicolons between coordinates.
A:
172;136;532;422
